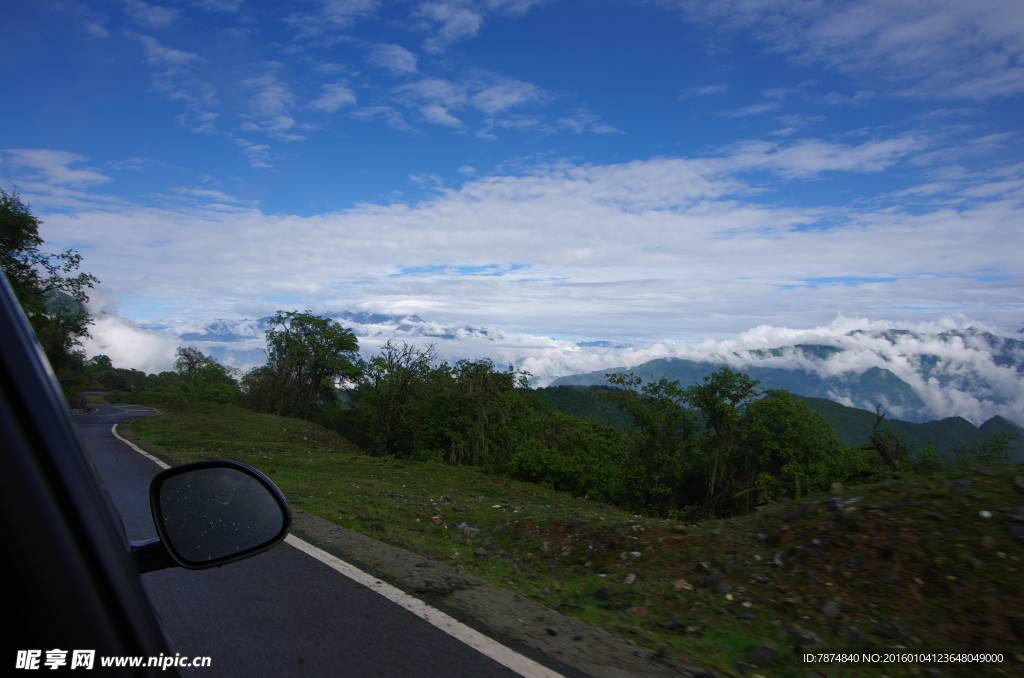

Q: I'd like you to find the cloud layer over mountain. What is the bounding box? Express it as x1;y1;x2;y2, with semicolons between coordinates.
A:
82;310;1024;426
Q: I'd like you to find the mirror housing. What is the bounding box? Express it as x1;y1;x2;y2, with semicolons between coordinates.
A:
133;460;291;573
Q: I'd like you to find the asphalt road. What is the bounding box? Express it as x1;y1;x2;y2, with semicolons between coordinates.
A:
76;404;534;678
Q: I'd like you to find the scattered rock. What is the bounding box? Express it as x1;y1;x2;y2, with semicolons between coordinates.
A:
473;548;487;557
626;606;648;617
1014;476;1024;495
737;612;755;620
979;510;993;519
878;568;900;584
818;598;841;619
927;513;946;521
545;628;557;636
830;482;843;494
981;535;994;549
793;629;820;646
624;573;636;585
973;468;997;476
714;607;727;614
823;495;862;517
953;479;973;488
672;524;687;533
749;646;779;666
698;575;721;587
1008;526;1024;541
873;621;912;640
1008;507;1024;523
809;538;822;547
846;627;866;642
673;579;693;592
756;533;768;542
717;582;734;594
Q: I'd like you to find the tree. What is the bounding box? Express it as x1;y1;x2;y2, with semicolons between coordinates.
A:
681;368;763;506
601;373;701;516
0;188;98;379
353;340;437;455
603;367;849;518
860;405;903;473
174;346;219;374
243;311;359;419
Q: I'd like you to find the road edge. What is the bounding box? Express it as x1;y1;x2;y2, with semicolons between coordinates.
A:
121;417;716;678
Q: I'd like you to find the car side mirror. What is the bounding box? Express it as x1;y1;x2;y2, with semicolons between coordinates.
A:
131;460;291;574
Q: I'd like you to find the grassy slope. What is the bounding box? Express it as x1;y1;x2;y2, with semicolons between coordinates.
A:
130;403;1024;677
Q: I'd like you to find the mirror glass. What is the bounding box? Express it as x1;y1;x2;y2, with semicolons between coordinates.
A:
157;467;285;563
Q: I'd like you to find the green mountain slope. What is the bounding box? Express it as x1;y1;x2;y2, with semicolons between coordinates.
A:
534;385;1024;463
548;356;930;421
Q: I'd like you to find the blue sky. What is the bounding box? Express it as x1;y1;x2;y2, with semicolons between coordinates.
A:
2;0;1023;369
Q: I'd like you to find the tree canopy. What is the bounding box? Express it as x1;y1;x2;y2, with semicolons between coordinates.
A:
242;311;359;419
0;188;98;380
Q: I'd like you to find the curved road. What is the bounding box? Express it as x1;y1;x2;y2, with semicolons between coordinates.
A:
76;404;565;678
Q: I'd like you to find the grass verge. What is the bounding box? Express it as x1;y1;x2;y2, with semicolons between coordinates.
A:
128;402;1024;677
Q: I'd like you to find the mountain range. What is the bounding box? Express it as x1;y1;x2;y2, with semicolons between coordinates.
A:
547;329;1024;426
130;312;1024;428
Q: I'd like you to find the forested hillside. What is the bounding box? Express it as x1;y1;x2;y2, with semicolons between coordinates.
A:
534;384;1024;464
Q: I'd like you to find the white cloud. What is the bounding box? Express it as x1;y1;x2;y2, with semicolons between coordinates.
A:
122;0;179;29
419;2;485;53
171;187;259;207
416;0;546;52
420;105;465;128
678;0;1024;99
366;43;419;74
233;139;274;168
133;33;199;67
556;110;622;135
31;145;1023;352
682;84;729;98
309;83;358;112
398;78;469;109
350;105;413;131
718;135;929;178
471;78;546;115
191;0;245;11
720;101;782;118
3;149;112;187
389;71;560;136
243;72;296;118
83;313;180;375
287;0;379;42
238;72;306;140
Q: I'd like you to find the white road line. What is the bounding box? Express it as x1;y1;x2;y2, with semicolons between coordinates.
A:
112;414;566;678
284;534;566;678
111;420;170;470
